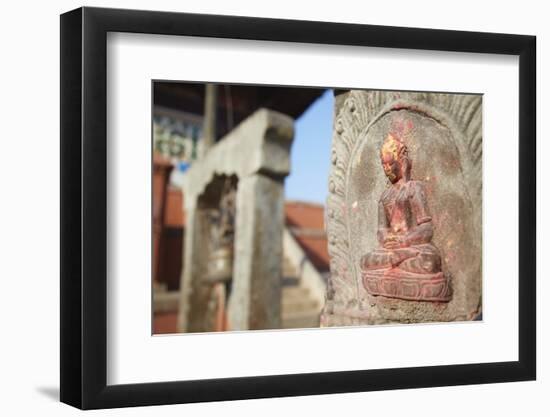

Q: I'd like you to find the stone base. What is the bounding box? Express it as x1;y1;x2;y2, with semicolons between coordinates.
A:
362;269;452;302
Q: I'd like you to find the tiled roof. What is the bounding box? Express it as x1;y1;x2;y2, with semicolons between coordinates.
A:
284;201;329;272
293;233;330;273
284;200;326;230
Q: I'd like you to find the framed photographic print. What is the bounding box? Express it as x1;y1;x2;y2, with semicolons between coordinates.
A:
60;6;536;410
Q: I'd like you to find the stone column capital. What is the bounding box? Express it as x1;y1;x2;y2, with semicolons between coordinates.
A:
181;108;294;204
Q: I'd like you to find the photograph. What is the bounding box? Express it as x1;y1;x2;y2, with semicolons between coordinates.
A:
1;0;546;414
151;82;483;334
55;4;538;411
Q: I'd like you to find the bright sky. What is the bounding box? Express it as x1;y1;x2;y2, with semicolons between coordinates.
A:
285;89;334;206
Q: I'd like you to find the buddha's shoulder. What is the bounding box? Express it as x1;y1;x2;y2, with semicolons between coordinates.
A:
408;180;425;187
407;180;427;194
380;186;394;200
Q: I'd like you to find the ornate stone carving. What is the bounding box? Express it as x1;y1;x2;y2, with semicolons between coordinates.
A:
322;90;482;325
360;130;451;302
205;178;237;284
178;109;294;332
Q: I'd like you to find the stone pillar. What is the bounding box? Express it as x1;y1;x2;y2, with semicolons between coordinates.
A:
201;83;218;155
177;201;201;331
177;109;294;333
229;174;284;330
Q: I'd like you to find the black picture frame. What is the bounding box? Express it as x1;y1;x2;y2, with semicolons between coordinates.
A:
60;6;536;410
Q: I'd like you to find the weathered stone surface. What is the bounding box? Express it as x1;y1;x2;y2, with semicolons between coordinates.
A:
178;199;212;332
228;174;284;330
360;130;452;303
321;90;482;325
178;109;294;332
182;108;294;198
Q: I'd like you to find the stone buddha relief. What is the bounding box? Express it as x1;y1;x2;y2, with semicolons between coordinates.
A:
322;90;482;326
360;130;452;302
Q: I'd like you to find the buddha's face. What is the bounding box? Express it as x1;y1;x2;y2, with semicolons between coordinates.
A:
380;134;404;183
381;152;401;183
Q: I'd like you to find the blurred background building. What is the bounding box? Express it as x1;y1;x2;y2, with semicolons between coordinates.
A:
152;82;333;333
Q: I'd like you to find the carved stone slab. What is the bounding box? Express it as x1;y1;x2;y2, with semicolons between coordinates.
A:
363;270;452;302
178;109;294;332
322;90;482;325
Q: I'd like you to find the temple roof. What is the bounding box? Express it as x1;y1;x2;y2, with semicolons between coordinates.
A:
284;201;329;273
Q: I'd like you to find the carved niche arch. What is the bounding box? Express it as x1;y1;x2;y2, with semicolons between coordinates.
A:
323;90;482;325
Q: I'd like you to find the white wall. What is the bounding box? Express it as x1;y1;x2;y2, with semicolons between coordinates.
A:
0;0;546;415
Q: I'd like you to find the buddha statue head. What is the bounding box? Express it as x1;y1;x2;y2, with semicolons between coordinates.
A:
380;133;411;184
